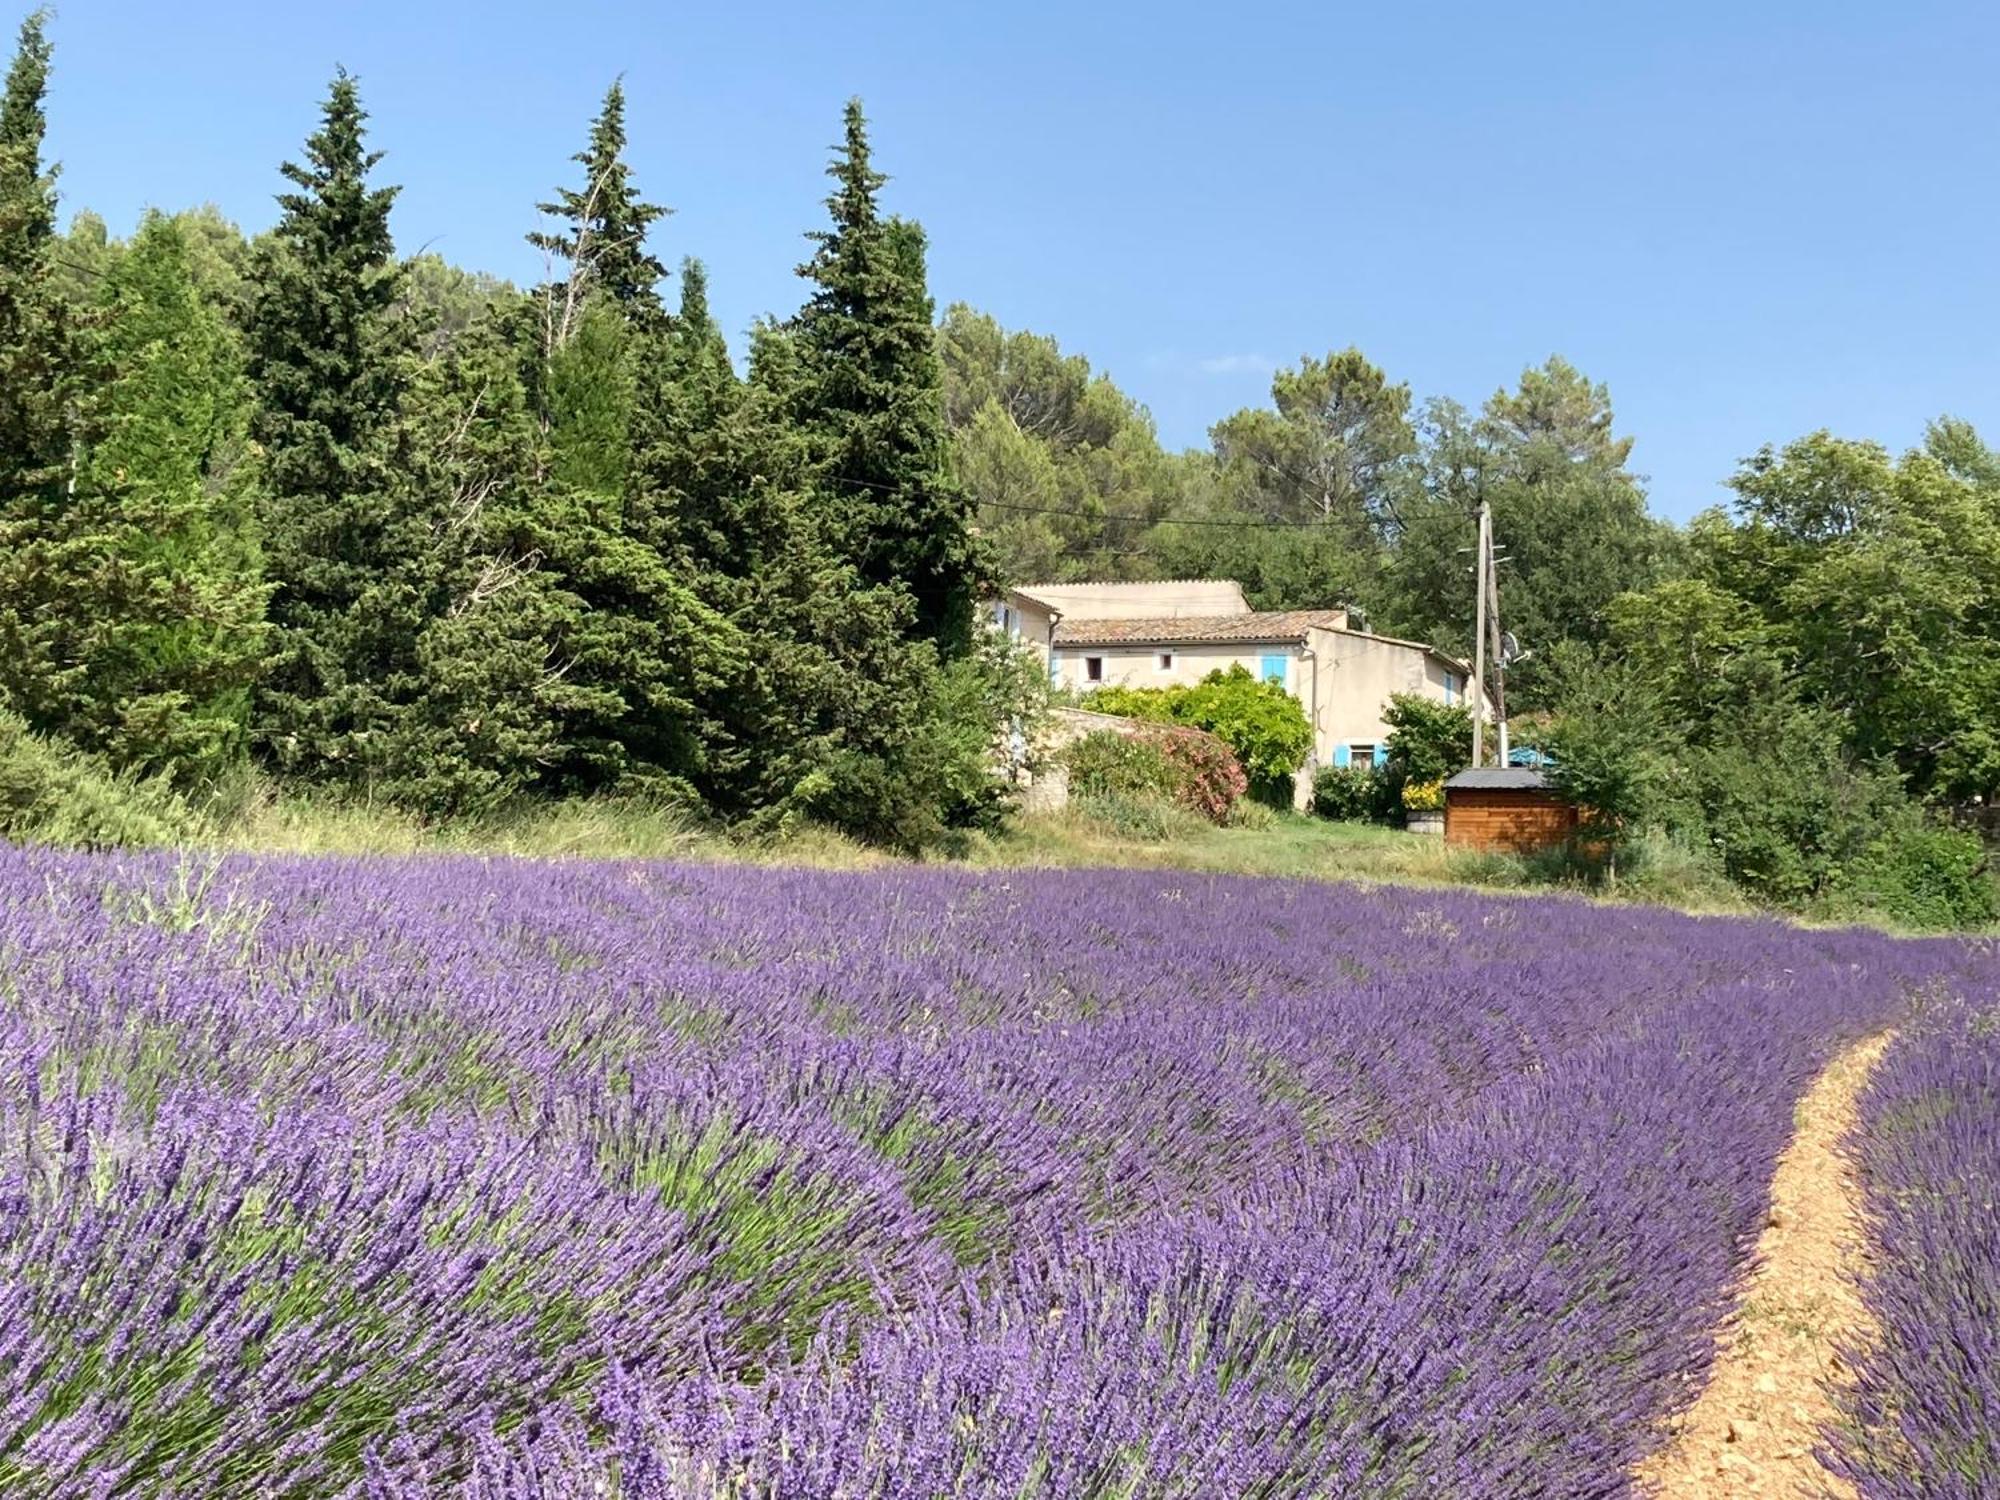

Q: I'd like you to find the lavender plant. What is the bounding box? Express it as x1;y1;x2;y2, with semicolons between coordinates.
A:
1826;988;2000;1499
0;848;1981;1496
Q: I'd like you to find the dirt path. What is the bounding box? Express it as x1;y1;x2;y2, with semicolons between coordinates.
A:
1635;1031;1889;1499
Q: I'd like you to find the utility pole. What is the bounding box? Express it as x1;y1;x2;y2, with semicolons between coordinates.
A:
1471;497;1489;765
1488;536;1509;763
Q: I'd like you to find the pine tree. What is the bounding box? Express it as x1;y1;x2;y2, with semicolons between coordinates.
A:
527;80;668;320
245;70;411;781
789;99;986;652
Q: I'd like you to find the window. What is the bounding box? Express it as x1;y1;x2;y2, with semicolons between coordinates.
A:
1085;656;1104;683
1349;743;1376;765
1443;672;1458;705
1158;652;1174;671
1258;653;1287;685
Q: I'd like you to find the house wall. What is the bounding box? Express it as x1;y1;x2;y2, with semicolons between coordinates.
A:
1053;640;1301;696
991;595;1060;665
1013;580;1249;621
1303;628;1472;773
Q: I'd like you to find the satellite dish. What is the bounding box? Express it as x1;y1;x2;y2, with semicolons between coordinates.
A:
1499;631;1522;664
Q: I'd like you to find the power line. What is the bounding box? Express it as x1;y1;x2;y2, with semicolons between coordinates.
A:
976;498;1335;531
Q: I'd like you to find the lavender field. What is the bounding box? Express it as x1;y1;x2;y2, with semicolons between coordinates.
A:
0;846;1990;1498
1831;991;2000;1499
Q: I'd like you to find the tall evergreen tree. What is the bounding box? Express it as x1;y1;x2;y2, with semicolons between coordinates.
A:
789;99;986;652
527;80;668;320
516;97;729;797
0;13;100;746
245;70;411;780
63;213;267;781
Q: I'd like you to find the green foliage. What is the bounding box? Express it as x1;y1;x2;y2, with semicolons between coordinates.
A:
939;305;1185;586
1092;665;1311;805
244;70;411;781
0;12;93;743
526;81;668;317
1070;790;1207;842
1065;725;1244;824
789;102;987;652
1822;814;1996;932
1700;429;2000;804
0;708;190;848
1311;764;1382;822
1382;692;1472;789
62;213;268;785
1066;731;1177;802
1210;349;1416;548
1535;644;1659;866
786;632;1042;854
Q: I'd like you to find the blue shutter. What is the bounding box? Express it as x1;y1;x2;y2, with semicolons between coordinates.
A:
1372;745;1389;768
1333;744;1351;769
1259;653;1287;684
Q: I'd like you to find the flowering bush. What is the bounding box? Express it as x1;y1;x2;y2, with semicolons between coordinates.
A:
1402;776;1445;812
1065;725;1246;823
1090;665;1310;805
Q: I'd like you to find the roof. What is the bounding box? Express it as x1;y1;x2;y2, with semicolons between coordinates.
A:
1445;767;1554;791
1054;609;1349;647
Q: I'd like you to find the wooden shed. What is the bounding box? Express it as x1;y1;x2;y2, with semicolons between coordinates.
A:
1444;767;1577;854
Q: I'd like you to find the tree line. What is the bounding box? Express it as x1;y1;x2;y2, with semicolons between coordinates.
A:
0;15;1026;850
947;296;2000;920
3;9;1995;898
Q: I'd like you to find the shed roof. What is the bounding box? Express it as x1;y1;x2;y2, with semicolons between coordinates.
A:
1053;609;1348;647
1445;767;1553;791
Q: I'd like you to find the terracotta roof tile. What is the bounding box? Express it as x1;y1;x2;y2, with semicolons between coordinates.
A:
1054;610;1348;646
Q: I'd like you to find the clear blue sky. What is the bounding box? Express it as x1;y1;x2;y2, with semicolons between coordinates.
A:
40;0;2000;520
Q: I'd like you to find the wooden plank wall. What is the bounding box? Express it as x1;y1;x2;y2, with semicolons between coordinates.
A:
1445;789;1577;854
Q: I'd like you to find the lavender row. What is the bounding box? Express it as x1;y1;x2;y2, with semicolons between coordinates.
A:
1827;987;2000;1499
0;847;1978;1495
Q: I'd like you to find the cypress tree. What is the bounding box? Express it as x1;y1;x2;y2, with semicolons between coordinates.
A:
517;94;729;797
0;11;92;739
244;70;411;781
64;213;268;782
527;80;668;319
789;99;986;653
385;315;588;814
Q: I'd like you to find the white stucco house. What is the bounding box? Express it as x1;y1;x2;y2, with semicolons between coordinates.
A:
991;579;1486;804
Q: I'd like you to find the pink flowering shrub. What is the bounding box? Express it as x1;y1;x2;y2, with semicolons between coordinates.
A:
1066;726;1246;823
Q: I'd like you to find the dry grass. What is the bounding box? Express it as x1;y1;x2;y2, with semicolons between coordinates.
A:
1635;1032;1890;1498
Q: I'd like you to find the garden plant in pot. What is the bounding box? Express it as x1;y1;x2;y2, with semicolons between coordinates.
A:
1403;777;1445;835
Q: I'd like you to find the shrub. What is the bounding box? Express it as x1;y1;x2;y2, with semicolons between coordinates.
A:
1071;791;1206;842
1223;796;1276;831
1821;813;1996;932
1149;726;1249;822
1401;779;1445;813
1066;726;1246;825
1312;765;1379;822
0;709;191;848
1091;666;1310;808
1066;732;1179;804
1382;694;1473;789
